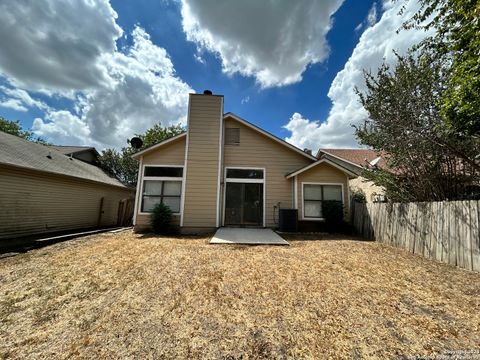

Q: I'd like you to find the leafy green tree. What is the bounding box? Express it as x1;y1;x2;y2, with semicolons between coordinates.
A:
0;117;33;139
0;116;49;144
402;0;480;136
355;52;479;202
98;124;184;187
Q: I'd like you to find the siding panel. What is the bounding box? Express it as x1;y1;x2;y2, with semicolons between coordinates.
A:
142;137;185;165
223;117;312;227
0;165;133;240
183;94;223;228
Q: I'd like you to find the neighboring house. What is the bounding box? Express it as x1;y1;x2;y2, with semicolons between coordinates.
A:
132;91;357;234
0;131;134;240
317;149;387;203
49;145;100;164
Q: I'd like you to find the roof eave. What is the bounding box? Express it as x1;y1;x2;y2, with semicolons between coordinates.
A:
286;158;358;179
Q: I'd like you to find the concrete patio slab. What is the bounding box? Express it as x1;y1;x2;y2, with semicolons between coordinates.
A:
210;227;289;245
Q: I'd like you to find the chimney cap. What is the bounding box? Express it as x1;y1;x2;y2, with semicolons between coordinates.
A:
203;90;213;95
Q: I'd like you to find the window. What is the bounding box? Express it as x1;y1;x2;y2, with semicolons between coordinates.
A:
225;128;240;145
226;168;263;179
303;184;342;219
142;180;181;213
144;166;183;177
141;166;183;213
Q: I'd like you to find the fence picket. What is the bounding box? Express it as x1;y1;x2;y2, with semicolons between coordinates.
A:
463;201;472;271
471;201;480;272
351;200;479;272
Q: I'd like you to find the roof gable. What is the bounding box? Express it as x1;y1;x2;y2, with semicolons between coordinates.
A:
224;113;317;161
286;158;358;179
131;132;187;159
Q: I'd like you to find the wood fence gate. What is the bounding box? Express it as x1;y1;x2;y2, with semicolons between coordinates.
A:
117;198;135;227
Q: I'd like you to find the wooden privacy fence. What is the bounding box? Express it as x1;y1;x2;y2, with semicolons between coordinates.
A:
117;198;135;227
351;200;480;272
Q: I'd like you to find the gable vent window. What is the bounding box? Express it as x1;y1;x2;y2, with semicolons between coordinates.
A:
225;128;240;145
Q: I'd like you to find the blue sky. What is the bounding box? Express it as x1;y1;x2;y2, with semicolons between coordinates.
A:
0;0;427;150
111;0;375;137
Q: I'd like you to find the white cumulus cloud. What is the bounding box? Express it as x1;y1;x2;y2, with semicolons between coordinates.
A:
0;86;50;112
181;0;344;88
33;27;192;148
284;0;432;151
33;111;92;146
0;0;122;94
0;0;192;149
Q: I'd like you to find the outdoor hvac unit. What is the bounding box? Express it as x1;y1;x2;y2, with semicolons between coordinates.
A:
278;209;298;232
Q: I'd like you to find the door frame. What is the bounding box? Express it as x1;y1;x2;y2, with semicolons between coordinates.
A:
222;166;266;227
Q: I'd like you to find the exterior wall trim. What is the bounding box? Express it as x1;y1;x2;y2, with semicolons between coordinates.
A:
287;158;357;179
132;156;143;225
300;181;345;221
216;97;224;227
180;98;192;227
294;176;298;209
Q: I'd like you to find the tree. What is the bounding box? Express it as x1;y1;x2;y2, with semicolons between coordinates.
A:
402;0;480;136
355;52;479;202
0;116;49;144
98;124;184;187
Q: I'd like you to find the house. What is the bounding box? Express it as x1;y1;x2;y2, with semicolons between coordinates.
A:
132;91;357;234
0;131;134;241
317;149;387;202
49;145;100;164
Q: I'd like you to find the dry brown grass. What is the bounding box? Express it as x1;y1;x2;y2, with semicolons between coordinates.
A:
0;231;479;359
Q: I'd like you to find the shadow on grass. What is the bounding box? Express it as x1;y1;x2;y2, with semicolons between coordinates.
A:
280;232;371;242
136;232;214;241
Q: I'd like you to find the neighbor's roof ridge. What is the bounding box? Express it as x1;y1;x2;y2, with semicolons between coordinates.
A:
318;148;388;169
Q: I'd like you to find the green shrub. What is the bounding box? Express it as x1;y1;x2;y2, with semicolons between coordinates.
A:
322;200;344;232
150;203;172;234
351;189;367;203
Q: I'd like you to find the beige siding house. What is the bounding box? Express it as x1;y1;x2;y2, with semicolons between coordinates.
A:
132;91;357;233
0;132;133;240
317;149;387;203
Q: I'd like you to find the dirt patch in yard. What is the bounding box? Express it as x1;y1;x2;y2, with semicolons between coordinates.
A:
0;231;479;359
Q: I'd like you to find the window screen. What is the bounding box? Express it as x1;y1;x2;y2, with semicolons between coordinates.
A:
225;128;240;145
144;166;183;177
141;180;182;213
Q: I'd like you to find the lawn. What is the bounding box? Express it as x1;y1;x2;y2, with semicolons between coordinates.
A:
0;231;479;359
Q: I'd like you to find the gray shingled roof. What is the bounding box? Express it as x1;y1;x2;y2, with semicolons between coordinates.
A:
0;131;127;188
49;145;98;155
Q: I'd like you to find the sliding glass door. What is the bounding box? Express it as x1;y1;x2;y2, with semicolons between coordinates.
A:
225;182;263;226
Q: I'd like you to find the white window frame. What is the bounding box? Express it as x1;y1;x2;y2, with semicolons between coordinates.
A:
301;182;344;221
222;166;266;227
139;165;185;216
